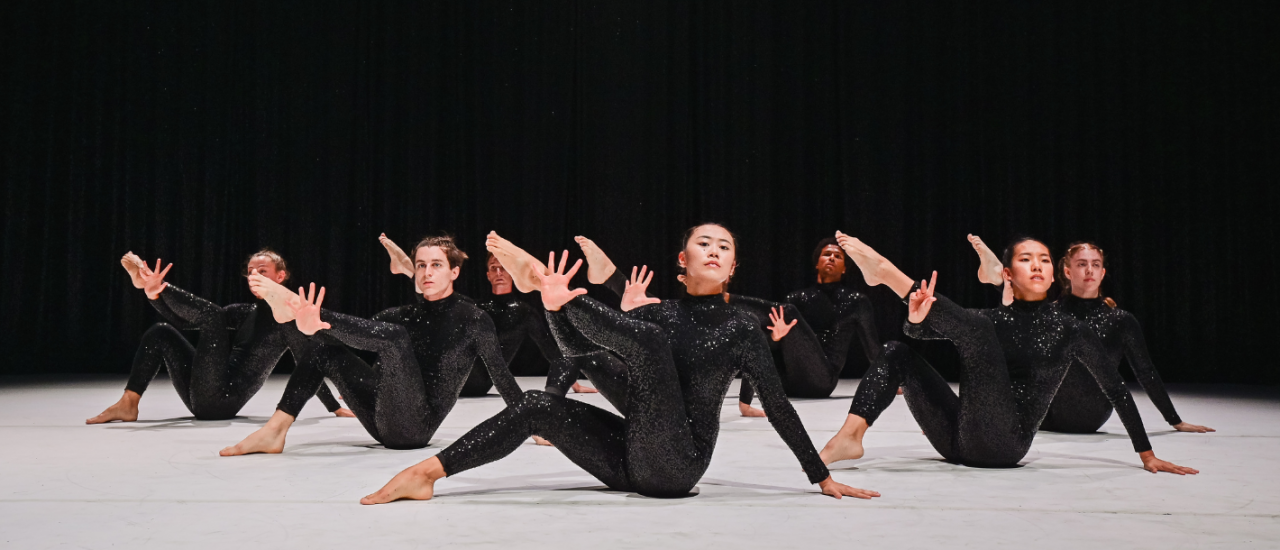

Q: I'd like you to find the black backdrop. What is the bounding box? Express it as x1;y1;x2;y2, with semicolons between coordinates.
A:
2;1;1276;384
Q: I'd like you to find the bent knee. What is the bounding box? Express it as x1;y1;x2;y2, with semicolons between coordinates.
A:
880;340;911;360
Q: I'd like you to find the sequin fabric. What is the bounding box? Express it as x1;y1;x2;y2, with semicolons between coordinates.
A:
848;289;1151;467
274;293;523;449
435;294;831;495
124;284;337;420
1040;295;1181;433
735;284;882;404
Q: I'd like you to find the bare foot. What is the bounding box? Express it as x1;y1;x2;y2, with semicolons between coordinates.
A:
334;407;356;418
532;435;554;446
121;252;146;289
820;414;869;464
896;387;904;395
968;234;1004;286
219;410;294;456
738;401;767;418
379;233;415;278
571;382;598;394
86;390;141;424
249;274;299;323
361;457;446;505
835;231;916;298
574;236;617;285
486;231;547;293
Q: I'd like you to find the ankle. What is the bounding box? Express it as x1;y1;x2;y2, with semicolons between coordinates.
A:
121;390;142;405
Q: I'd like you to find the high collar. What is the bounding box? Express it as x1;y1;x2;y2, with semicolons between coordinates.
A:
416;292;461;313
1009;298;1049;314
1061;293;1107;311
683;292;727;306
815;281;844;293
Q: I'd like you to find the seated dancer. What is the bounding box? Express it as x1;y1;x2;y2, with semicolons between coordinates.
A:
819;232;1197;474
573;236;801;417
358;224;879;504
966;236;1213;434
218;236;523;455
737;237;887;408
376;234;596;397
87;251;351;424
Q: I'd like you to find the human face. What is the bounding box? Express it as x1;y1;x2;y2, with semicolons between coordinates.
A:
815;245;846;284
415;246;459;301
246;256;287;298
678;224;737;295
1064;248;1106;299
486;256;513;295
1002;241;1054;300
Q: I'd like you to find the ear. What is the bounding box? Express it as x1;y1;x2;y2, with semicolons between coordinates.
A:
450;266;460;281
1002;267;1013;282
274;271;288;284
677;251;686;267
1097;267;1105;281
1061;268;1072;282
729;261;737;277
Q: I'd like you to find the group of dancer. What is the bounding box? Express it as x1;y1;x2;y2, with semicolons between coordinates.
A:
87;223;1212;504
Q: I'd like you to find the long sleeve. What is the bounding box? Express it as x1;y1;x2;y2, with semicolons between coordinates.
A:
561;296;667;357
1119;313;1182;426
148;285;224;328
1071;327;1152;453
318;309;409;357
471;315;525;405
902;293;988;342
601;268;657;300
737;327;831;484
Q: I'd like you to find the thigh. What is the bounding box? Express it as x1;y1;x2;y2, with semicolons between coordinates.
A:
526;392;632;492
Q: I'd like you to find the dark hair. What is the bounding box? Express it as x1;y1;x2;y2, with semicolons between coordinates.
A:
410;234;469;269
677;222;739;283
244;248;290;283
1059;241;1117;308
1000;236;1051;266
811;237;842;267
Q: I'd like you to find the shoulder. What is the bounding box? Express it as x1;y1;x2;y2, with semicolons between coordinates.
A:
226;303;254;314
374;305;409;321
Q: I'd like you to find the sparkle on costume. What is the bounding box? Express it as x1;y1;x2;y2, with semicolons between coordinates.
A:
274;293;522;449
1040;295;1182;433
125;284;338;420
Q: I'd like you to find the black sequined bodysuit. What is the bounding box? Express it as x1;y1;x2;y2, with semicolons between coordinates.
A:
848;292;1152;467
434;294;831;497
1040;295;1182;433
125;285;340;420
274;293;523;449
735;282;882;404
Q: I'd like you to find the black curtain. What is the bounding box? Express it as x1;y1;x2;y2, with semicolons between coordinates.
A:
2;1;1275;384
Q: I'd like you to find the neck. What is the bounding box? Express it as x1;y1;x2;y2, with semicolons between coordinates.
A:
1071;287;1100;299
817;273;843;285
491;286;512;296
422;286;455;302
684;276;725;296
1011;286;1048;302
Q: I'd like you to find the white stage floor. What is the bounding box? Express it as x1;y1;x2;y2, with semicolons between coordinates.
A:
1;375;1276;549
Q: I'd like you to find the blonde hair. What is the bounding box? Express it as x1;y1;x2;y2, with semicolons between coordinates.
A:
1059;242;1116;308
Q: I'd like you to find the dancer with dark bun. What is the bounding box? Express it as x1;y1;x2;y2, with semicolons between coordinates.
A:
966;237;1213;434
87;251;351;424
218;236;523;455
377;234;597;397
358;224;879;504
819;233;1197;474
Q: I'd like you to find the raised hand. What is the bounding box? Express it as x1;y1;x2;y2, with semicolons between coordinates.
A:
533;250;587;311
968;234;1005;286
379;233;415;278
907;271;938;324
139;258;172;300
621;266;661;312
767;306;798;342
818;476;881;500
1173;422;1216;433
1139;450;1199;475
121;252;146;289
291;283;331;336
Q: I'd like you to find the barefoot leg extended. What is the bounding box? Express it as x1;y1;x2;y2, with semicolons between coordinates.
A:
88;322;194;423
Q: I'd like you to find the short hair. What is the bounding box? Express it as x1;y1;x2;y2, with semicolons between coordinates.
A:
244;248;290;283
811;237;842;267
410;234;469;269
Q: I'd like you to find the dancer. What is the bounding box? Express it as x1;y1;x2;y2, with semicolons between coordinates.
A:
819;233;1197;474
737;237;885;407
359;225;879;503
967;238;1213;434
219;236;523;455
378;234;597;397
87;251;351;424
